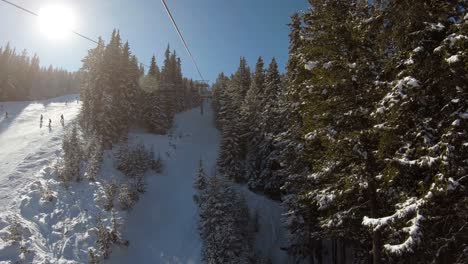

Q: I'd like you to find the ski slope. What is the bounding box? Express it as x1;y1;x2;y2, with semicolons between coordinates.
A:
0;95;80;209
0;96;290;263
109;99;290;264
109;99;221;263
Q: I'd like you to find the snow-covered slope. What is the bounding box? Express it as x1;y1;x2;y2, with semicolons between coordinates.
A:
0;97;290;263
109;99;220;263
110;99;290;263
0;95;80;209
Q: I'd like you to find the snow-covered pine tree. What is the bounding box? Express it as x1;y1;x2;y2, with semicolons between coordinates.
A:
159;45;177;126
80;37;105;134
216;58;252;182
212;73;230;130
246;58;286;197
142;90;168;134
99;30;124;146
282;1;386;261
58;125;84;183
148;54;160;81
198;176;253;263
362;1;468;263
85;134;103;181
193;159;207;205
80;30;144;147
243;57;266;190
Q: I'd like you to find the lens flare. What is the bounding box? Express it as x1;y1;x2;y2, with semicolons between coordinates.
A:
38;5;76;40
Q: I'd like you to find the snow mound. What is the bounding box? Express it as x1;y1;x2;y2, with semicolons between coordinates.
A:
0;156;126;263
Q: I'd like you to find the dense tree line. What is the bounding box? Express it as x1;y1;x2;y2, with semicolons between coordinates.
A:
0;43;79;101
80;30;205;146
213;1;467;263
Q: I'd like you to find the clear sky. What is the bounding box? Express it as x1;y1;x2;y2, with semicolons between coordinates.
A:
0;0;309;83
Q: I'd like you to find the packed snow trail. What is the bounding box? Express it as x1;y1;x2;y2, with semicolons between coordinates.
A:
0;95;80;209
109;99;220;263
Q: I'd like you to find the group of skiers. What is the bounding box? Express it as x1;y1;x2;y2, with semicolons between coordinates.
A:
40;114;64;127
1;108;64;127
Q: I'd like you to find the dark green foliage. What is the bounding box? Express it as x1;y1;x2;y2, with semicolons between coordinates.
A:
212;1;467;263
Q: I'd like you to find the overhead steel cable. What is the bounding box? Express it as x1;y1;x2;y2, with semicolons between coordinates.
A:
160;0;205;81
0;0;155;67
0;0;98;44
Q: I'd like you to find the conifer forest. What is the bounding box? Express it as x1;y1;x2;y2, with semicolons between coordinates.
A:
0;0;467;263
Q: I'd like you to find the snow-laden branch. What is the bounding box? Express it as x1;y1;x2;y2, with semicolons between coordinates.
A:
382;211;425;255
362;174;463;256
362;197;426;255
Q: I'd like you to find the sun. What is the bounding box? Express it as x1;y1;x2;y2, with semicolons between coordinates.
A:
38;5;76;40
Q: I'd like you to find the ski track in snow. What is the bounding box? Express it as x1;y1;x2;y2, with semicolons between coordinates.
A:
0;95;80;210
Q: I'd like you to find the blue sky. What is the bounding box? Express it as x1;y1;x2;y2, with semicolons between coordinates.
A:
0;0;309;83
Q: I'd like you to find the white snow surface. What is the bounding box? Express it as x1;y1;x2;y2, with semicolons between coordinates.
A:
108;100;221;263
0;95;84;263
0;95;80;189
0;97;290;263
110;100;290;263
233;185;290;264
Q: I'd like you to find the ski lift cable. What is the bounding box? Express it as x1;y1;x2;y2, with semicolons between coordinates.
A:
160;0;205;81
0;0;151;67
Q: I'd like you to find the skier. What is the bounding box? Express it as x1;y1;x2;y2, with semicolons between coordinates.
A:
5;112;8;119
48;119;52;127
40;114;43;122
60;114;64;126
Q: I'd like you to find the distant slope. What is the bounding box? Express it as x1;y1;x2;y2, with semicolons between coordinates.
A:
0;95;80;208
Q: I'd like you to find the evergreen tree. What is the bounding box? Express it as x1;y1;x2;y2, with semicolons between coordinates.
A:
148;54;160;80
362;1;468;263
197;176;253;263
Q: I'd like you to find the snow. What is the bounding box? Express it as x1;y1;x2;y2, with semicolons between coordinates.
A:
108;100;219;263
445;34;468;47
316;190;336;210
0;97;290;263
428;22;445;31
362;197;424;232
322;61;333;69
233;185;290;264
0;95;80;185
110;100;290;263
375;76;421;114
304;131;317;141
0;95;83;263
404;58;414;65
304;61;319;71
382;212;424;255
402;77;420;88
446;54;460;64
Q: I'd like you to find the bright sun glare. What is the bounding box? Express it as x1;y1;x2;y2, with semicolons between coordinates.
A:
38;5;76;40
